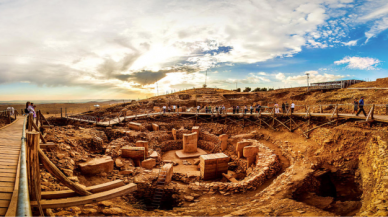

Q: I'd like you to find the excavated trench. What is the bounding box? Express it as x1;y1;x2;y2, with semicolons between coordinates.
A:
293;170;362;216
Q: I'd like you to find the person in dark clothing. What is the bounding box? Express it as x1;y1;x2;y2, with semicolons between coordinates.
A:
236;105;240;114
282;103;286;113
356;97;367;116
205;105;208;113
353;99;358;115
232;106;235;114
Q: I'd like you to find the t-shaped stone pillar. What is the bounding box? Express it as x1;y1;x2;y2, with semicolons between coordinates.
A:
243;146;259;167
236;141;252;159
192;126;200;140
172;128;177;140
219;134;228;151
183;132;198;153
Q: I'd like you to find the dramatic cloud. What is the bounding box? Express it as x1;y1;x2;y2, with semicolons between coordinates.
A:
334;56;381;70
277;71;345;85
0;0;357;96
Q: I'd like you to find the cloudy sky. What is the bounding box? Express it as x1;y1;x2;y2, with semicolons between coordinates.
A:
1;0;388;100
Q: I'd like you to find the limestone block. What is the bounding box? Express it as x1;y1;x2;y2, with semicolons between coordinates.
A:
141;158;156;170
152;123;159;131
161;163;173;184
79;156;114;175
136;141;149;157
219;134;228;151
172;128;177;140
128;122;142;131
149;151;161;163
192;126;200;140
121;147;145;159
199;153;229;180
183;132;198;153
236;141;252;159
154;106;161;112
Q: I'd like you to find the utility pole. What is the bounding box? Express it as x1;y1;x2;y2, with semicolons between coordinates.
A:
306;73;310;91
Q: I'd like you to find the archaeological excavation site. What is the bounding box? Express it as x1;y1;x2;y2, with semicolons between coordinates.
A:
6;78;388;216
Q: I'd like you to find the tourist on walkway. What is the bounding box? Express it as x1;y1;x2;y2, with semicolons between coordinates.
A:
205;105;208;113
352;99;358;115
232;106;236;114
236;105;239;114
282;103;286;113
209;105;212;113
216;106;219;114
244;105;248;114
163;105;166;113
168;106;171;113
197;105;200;113
285;102;289;111
173;105;176;112
250;105;253;114
256;104;261;113
291;102;295;114
356;97;367;116
275;103;280;114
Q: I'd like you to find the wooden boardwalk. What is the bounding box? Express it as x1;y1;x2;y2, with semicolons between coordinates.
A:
0;118;22;216
66;111;388;126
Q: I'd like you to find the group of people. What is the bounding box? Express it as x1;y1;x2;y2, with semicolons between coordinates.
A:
353;97;367;116
197;105;227;114
162;105;180;113
25;101;37;118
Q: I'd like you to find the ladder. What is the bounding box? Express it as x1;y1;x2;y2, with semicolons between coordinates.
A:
149;170;167;210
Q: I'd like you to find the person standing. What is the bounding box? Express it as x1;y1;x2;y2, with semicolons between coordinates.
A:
168;106;171;113
232;106;236;114
205;105;208;113
291;102;295;114
285;102;289;112
256;104;260;113
275;103;280;114
236;105;240;114
356;97;367;116
163;105;166;113
173;105;176;112
352;99;358;115
282;102;286;113
216;106;219;114
197;105;200;113
250;105;253;114
209;105;212;113
244;105;248;114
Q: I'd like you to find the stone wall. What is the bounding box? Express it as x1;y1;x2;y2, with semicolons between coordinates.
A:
188;140;281;195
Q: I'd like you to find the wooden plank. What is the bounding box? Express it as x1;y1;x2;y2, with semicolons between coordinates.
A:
0;169;16;174
40;142;57;150
41;180;125;200
0;182;14;187
0;165;17;170
32;183;137;209
0;173;16;178
0;187;14;193
0;200;10;207
0;160;18;165
0;193;12;200
0;208;7;215
5;155;21;217
0;177;15;182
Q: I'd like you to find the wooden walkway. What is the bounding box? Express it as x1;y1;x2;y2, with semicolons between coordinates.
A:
66;111;388;126
0;118;22;216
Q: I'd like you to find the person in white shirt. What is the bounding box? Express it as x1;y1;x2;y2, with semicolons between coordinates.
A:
173;105;176;112
197;105;200;113
250;105;253;114
291;102;295;114
163;105;166;113
274;103;279;114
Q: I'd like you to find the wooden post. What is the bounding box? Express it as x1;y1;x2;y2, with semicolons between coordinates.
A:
320;105;322;113
7;111;11;124
36;111;39;128
61;108;63;118
28;114;33;132
26;132;42;203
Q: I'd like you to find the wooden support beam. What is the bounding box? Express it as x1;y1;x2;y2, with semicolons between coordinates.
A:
41;180;125;200
273;117;291;131
38;149;92;196
30;116;47;144
31;183;137;209
303;120;337;134
366;104;375;122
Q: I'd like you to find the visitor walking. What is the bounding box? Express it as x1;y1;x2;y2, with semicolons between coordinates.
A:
244;105;248;114
352;99;358;115
285;102;289;112
256;104;261;113
173;105;176;112
209;105;212;113
250;105;253;114
216;106;219;114
236;105;239;114
232;106;236;114
205;105;208;113
163;105;166;113
291;102;295;114
356;97;367;116
282;102;286;113
275;103;280;114
197;105;200;113
168;106;171;113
